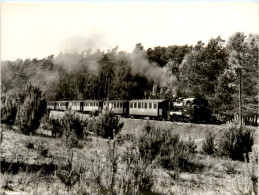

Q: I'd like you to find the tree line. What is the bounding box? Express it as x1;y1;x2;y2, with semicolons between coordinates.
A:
1;32;258;123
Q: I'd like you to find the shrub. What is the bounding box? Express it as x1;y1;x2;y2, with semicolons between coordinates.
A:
59;109;85;148
41;114;63;138
90;110;99;117
120;144;154;194
1;87;27;126
15;85;47;135
202;132;216;155
217;124;254;161
91;139;119;194
57;152;84;189
94;107;124;139
159;133;199;172
49;118;63;138
138;122;199;172
25;141;34;150
117;132;135;145
138;125;164;163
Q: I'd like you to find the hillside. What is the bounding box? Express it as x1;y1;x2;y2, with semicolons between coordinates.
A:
1;116;258;194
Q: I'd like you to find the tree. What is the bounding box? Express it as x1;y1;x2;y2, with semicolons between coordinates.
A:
226;32;259;125
179;37;228;101
15;85;47;135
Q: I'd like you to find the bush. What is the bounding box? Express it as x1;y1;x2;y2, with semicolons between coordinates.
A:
59;109;85;148
57;152;84;188
41;114;63;138
90;110;99;117
138;122;199;172
217;124;254;161
202;132;216;155
93;107;124;139
49;118;63;138
138;125;164;163
15;85;47;135
1;87;27;126
120;144;154;193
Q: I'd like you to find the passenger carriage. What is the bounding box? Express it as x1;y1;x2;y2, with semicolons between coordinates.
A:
129;99;169;120
103;100;129;116
82;100;103;113
55;101;69;111
47;101;56;110
70;100;82;111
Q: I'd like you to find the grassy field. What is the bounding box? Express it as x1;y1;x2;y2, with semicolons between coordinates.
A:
1;112;258;195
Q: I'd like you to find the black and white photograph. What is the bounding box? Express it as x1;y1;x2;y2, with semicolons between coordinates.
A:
1;1;258;194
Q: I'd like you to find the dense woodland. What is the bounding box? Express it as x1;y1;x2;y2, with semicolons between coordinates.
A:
1;32;258;122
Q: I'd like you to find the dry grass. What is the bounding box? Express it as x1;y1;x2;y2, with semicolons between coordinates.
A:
1;115;258;194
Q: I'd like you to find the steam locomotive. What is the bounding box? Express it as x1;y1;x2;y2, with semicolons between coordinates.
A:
47;97;211;123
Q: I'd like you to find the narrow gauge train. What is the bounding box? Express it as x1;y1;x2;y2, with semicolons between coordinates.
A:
47;97;210;123
169;97;210;123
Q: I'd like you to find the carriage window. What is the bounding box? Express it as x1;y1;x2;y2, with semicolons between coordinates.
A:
117;103;119;108
138;102;141;108
130;103;133;108
144;103;147;109
134;103;137;108
96;102;98;106
149;103;152;109
120;103;122;108
153;103;157;109
114;103;117;108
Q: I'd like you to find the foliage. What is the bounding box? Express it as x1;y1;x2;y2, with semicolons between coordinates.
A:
41;113;63;138
179;37;228;99
231;147;258;195
1;84;47;134
57;109;85;148
202;132;216;155
57;152;84;189
120;144;154;194
217;124;254;161
1;87;27;126
91;134;154;194
226;33;259;125
14;85;47;135
49;118;63;138
93;107;124;139
91;138;119;194
1;32;258;123
138;122;199;172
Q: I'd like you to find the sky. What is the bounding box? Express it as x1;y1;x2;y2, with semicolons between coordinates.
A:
1;1;258;61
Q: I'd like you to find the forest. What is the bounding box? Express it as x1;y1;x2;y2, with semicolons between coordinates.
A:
1;32;258;123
